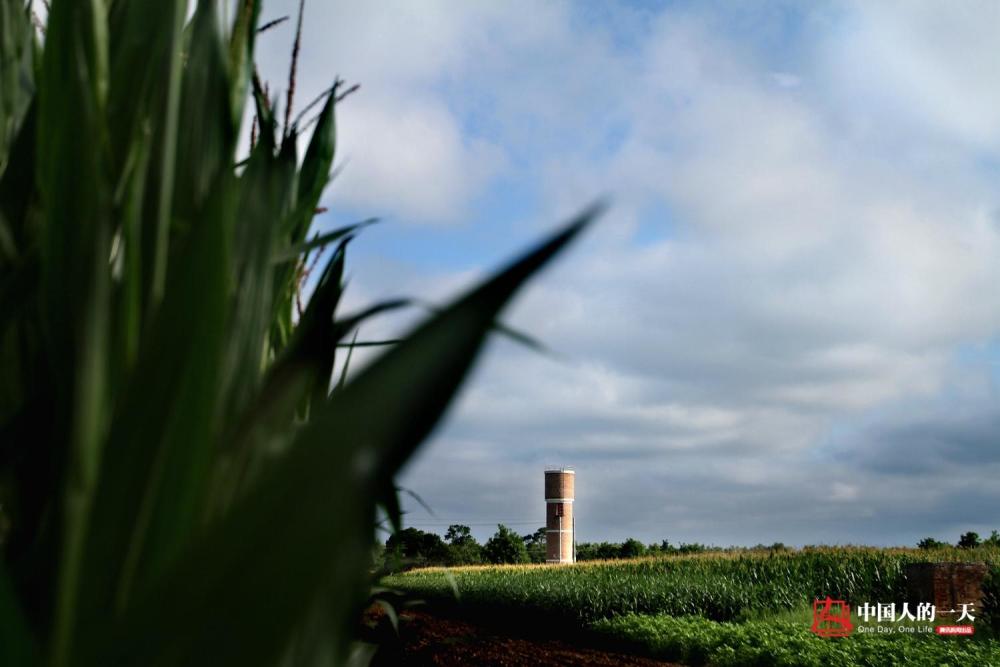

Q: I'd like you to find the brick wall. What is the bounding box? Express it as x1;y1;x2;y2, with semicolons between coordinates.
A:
905;562;987;614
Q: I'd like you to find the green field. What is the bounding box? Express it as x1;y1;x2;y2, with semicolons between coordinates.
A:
382;546;1000;665
591;614;999;666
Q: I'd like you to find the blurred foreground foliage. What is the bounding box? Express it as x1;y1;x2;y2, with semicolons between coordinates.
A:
0;1;598;664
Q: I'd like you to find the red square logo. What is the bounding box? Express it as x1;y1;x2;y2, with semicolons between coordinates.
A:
811;597;853;637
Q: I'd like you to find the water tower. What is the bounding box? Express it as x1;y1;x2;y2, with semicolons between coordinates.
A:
545;468;575;563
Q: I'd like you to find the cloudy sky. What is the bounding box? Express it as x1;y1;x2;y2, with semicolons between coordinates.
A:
256;1;1000;547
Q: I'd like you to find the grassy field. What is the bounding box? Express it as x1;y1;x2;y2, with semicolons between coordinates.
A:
382;546;1000;665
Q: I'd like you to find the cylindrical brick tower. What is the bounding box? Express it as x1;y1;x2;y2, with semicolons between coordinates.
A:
545;468;575;564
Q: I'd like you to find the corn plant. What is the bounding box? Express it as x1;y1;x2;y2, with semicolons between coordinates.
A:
0;1;599;664
384;546;1000;624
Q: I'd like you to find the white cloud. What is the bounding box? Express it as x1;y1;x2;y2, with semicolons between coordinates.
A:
292;2;1000;545
251;1;519;223
825;1;1000;151
330;94;504;222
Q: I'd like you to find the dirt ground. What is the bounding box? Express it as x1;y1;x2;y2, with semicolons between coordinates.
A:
365;607;681;666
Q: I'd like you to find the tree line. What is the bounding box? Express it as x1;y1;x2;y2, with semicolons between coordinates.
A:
380;524;730;569
918;531;1000;550
379;524;1000;571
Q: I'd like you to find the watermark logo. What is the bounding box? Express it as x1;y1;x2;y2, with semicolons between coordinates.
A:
811;596;853;637
810;598;976;638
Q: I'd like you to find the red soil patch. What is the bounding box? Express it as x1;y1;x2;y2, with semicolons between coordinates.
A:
366;607;681;666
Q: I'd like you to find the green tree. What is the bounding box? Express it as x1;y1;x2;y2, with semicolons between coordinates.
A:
522;526;548;563
444;524;482;565
596;542;622;559
917;537;947;550
678;542;708;554
620;538;647;559
483;524;530;564
959;532;981;549
445;524;473;544
385;528;449;567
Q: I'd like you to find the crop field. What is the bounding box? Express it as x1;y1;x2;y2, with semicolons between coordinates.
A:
591;614;1000;666
382;547;1000;665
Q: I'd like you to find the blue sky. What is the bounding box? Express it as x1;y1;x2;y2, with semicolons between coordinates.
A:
256;1;1000;547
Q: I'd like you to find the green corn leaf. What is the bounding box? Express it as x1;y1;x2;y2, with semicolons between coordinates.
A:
91;204;601;666
94;428;372;667
304;238;349;410
0;253;39;456
0;0;34;172
271;218;378;264
380;485;403;535
254;80;305;360
172;0;236;224
374;598;399;635
207;227;402;519
289;83;336;241
221;248;343;461
0;562;35;667
416;300;554;356
228;0;260;129
79;176;236;626
341;203;603;480
2;0;604;661
0;100;34;266
336;329;360;390
250;71;276;148
334;339;401;349
220;121;297;424
148;0;187;306
77;0;241;629
113;124;153;375
36;0;112;664
296;87;336;206
105;0;184;181
212;292;409;516
125;180;236;596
